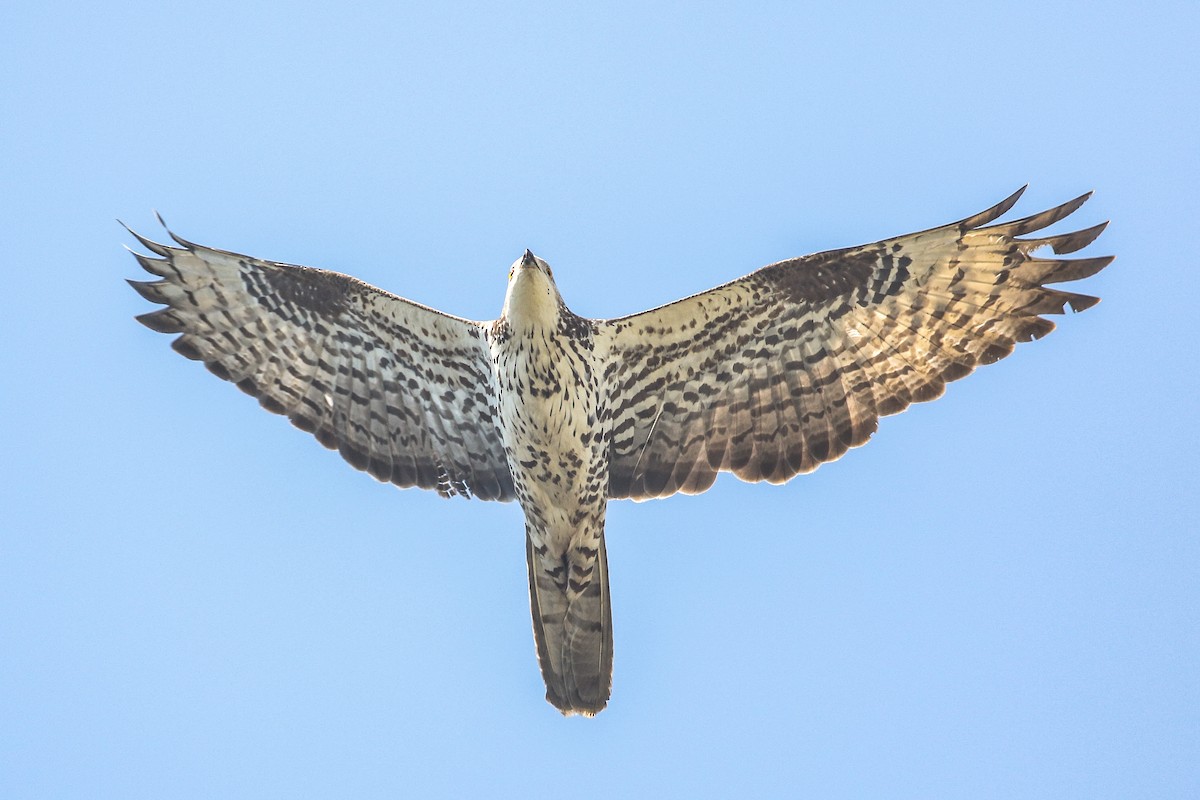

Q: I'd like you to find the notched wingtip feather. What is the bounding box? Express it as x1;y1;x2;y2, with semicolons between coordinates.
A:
1066;293;1101;313
119;219;172;257
135;308;185;333
959;186;1027;229
1036;221;1109;255
1036;255;1114;285
1025;288;1100;315
155;211;199;250
126;278;170;303
993;192;1093;236
129;250;172;277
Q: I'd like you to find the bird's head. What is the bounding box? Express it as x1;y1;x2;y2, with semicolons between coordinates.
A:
502;249;563;327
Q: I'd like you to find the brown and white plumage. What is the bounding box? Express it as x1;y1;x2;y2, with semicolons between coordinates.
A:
600;187;1111;499
128;187;1111;716
127;225;515;501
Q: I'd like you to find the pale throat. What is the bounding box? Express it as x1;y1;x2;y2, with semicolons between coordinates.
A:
503;270;561;329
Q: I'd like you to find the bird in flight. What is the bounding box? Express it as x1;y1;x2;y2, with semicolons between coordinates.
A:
127;187;1111;716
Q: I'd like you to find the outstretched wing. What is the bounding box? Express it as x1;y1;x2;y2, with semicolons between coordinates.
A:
127;225;515;501
600;188;1111;500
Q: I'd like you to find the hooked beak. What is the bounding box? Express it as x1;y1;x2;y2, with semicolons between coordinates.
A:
521;249;537;268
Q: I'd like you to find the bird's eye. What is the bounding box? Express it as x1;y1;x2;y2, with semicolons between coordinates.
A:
509;266;515;281
546;267;553;278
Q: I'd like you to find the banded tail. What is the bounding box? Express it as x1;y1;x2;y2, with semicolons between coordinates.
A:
525;533;613;716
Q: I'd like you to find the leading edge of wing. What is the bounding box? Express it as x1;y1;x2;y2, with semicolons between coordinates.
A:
598;187;1110;325
121;216;495;329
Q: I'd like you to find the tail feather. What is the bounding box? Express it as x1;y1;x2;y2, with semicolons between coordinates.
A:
526;534;613;716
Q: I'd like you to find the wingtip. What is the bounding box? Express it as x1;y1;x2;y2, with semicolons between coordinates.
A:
1054;220;1110;254
127;277;171;304
959;185;1028;229
996;185;1029;216
1070;189;1094;210
135;308;185;333
155;211;201;250
121;217;172;256
993;191;1097;236
155;210;184;246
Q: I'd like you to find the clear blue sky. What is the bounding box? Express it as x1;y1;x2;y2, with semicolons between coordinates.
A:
2;2;1197;797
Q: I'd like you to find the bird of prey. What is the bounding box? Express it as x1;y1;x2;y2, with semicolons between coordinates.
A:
127;187;1110;716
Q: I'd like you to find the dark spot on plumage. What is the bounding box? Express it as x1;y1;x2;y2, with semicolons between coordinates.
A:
244;262;353;321
555;309;596;341
206;361;232;381
489;319;511;343
758;246;881;307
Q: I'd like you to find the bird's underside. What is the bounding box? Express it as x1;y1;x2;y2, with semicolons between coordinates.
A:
128;187;1111;716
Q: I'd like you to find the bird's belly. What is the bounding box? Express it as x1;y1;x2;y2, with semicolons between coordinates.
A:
499;394;601;507
493;345;609;547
